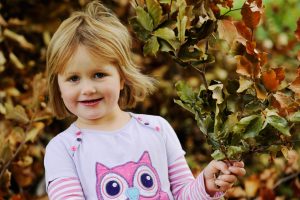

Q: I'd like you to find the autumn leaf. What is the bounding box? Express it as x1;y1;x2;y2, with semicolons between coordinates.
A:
234;21;252;41
246;41;256;55
258;52;268;67
254;82;267;100
272;92;298;116
25;122;45;143
288;68;300;98
236;55;260;78
237;76;253;93
218;19;238;46
245;174;260;197
5;103;29;124
208;83;224;104
262;68;285;92
241;0;263;30
223;0;234;9
295;18;300;41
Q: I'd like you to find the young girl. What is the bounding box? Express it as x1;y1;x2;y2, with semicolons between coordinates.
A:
44;1;246;199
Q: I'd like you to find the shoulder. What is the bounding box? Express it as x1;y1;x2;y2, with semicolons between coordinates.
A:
45;124;78;154
130;112;172;132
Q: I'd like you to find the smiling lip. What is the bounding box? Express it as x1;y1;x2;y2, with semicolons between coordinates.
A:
79;98;103;106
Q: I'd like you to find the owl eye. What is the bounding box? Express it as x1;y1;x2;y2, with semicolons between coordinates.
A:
133;165;158;197
100;173;128;200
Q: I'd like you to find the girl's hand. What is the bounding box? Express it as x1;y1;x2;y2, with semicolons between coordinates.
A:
203;160;246;196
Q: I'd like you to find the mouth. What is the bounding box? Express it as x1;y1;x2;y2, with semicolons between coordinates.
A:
78;98;103;106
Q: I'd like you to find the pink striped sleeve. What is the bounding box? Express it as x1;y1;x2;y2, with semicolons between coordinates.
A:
47;177;85;200
168;156;224;200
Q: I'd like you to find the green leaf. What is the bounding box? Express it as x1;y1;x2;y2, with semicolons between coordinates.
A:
243;116;264;139
146;0;162;28
244;100;266;115
174;99;195;114
143;36;160;56
226;146;247;160
227;94;239;113
175;81;196;103
176;0;187;19
177;15;187;44
222;113;239;137
153;27;176;41
211;150;226;160
159;40;175;52
129;17;151;41
232;115;259;134
288;111;300;122
154;28;180;50
136;6;154;31
265;115;291;136
208;84;224;104
160;0;171;3
176;0;187;44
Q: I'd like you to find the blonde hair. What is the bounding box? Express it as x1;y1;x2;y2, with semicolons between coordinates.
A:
46;1;156;119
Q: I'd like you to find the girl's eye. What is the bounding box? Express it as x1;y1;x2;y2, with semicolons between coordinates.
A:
94;72;105;79
68;75;80;82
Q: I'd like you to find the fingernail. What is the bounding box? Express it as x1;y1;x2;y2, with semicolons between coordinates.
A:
225;170;230;174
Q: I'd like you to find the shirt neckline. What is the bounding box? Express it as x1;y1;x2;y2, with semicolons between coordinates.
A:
70;112;137;135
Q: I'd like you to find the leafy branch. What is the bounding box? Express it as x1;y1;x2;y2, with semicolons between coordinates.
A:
130;0;300;161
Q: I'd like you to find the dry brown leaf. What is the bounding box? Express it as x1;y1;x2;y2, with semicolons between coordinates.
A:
288;68;300;98
0;15;8;27
5;103;29;124
225;186;247;198
9;52;24;70
241;0;263;30
234;21;252;41
245;174;260;197
295;18;300;41
218;19;238;46
3;29;35;51
262;68;285;92
26;122;45;143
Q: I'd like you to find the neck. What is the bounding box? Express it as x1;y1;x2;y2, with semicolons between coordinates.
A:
75;108;131;131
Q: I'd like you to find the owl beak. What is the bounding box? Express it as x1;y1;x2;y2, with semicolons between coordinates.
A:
126;187;139;200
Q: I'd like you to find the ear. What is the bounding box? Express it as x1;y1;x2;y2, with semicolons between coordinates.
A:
138;151;152;164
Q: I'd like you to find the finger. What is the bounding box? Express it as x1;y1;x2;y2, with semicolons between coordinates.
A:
217;174;237;183
212;161;230;175
214;179;234;191
228;166;246;176
232;161;244;168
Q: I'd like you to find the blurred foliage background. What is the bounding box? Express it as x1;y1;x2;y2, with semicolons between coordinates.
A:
0;0;299;199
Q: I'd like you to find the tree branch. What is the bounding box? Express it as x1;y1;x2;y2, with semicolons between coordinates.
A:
273;171;300;189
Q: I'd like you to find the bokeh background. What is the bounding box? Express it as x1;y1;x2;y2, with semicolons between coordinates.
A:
0;0;299;199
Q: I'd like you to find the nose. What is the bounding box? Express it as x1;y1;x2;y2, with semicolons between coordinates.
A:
126;187;139;200
81;80;96;95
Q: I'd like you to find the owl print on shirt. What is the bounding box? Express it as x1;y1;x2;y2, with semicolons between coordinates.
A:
95;151;170;200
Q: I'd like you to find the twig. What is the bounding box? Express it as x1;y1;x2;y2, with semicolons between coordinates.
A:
220;7;243;18
190;65;209;90
0;112;36;180
273;171;300;189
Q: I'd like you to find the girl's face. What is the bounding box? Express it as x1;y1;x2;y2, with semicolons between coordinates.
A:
57;45;124;126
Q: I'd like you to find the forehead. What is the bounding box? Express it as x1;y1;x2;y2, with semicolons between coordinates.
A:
60;45;117;74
